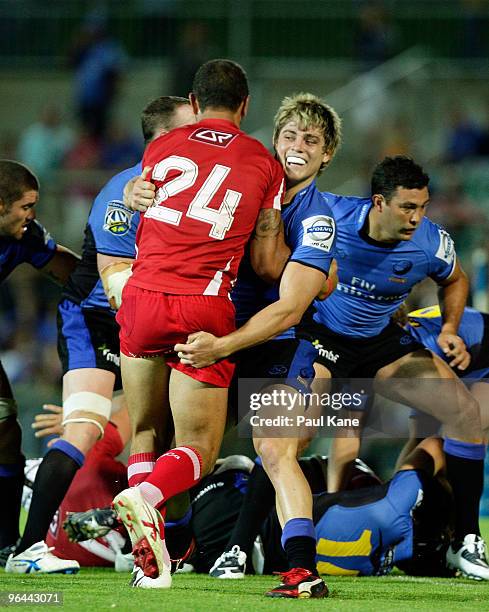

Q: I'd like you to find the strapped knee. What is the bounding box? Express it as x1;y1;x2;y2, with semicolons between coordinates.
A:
63;392;112;439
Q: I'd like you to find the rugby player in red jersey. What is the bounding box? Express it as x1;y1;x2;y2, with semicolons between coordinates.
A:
113;59;287;589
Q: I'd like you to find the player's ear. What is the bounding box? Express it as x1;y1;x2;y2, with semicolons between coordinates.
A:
372;194;385;211
240;96;250;119
189;93;200;116
0;198;5;214
321;151;332;167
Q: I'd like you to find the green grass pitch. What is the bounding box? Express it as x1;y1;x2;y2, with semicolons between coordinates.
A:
2;520;488;611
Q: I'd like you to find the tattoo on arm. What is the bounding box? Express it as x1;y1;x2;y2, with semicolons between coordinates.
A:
253;209;282;238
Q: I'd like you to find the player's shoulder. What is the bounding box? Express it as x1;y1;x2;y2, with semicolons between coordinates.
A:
95;162;142;206
321;191;370;220
412;217;455;259
23;219;54;246
90;162;141;225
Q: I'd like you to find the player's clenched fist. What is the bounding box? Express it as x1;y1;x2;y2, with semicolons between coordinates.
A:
123;165;155;212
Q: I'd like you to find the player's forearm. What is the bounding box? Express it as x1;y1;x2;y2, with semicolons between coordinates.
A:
214;299;302;358
42;245;81;285
250;213;290;283
439;272;469;334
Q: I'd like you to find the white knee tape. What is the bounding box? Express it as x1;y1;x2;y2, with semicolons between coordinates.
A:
0;397;17;421
63;392;112;420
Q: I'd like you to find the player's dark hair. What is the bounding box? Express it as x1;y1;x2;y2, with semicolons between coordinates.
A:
192;59;249;112
0;160;39;210
141;96;190;144
371;156;429;203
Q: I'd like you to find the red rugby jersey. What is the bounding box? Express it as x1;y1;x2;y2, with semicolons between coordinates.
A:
128;118;284;296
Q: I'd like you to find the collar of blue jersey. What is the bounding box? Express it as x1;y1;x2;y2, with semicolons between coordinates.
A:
357;199;403;249
285;179;318;209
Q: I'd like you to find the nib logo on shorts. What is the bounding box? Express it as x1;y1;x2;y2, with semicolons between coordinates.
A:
189;128;237;148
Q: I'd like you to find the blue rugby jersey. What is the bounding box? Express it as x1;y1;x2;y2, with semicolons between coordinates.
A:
232;180;336;337
315;470;423;576
0;220;56;283
313;193;456;338
407;305;489;380
62;163;141;310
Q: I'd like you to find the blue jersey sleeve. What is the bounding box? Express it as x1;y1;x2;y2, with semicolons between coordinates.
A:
288;192;336;274
20;220;57;269
425;222;457;283
90;165;141;258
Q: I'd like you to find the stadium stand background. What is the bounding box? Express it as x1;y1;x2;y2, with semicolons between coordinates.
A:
1;0;489;481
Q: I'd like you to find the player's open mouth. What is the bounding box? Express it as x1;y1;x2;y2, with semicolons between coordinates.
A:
286;156;306;167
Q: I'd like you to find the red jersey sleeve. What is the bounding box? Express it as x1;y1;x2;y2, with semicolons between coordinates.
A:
261;159;284;211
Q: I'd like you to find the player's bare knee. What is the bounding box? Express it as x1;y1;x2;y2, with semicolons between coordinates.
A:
255;439;296;476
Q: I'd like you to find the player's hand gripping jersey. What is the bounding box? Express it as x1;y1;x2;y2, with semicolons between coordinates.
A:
129;119;284;296
314;194;457;338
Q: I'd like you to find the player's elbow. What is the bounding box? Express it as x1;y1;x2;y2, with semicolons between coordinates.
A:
254;261;283;284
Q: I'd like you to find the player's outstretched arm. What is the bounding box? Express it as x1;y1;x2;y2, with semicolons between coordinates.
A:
124;166;155;212
97;253;134;310
249;209;291;283
175;261;327;368
436;260;470;370
40;244;80;285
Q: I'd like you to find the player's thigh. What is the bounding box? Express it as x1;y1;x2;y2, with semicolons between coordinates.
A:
469;381;489;434
62;368;116;401
120;353;170;424
169;368;227;469
375;350;481;430
57;300;122;390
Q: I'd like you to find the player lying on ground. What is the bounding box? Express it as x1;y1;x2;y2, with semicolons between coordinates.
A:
0;160;79;567
66;440;455;579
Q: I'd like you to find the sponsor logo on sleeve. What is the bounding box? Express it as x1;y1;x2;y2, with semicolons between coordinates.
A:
103;201;134;236
434;229;455;265
189;128;238;148
301;215;335;252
